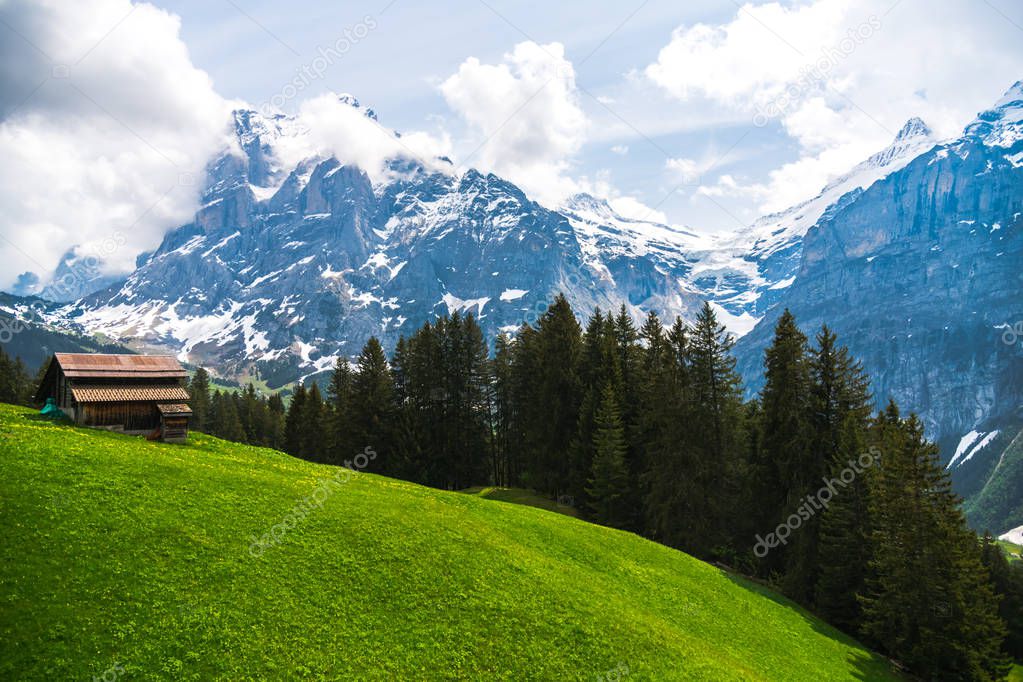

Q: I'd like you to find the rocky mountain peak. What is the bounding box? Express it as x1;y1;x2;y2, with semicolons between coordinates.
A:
894;116;933;142
963;79;1023;146
335;93;377;120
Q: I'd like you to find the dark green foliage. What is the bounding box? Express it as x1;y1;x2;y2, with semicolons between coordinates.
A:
350;337;394;474
585;382;630;528
812;327;874;626
756;309;814;579
186;367;285;449
301;384;327;461
325;357;354;465
148;298;1012;680
209;390;245;443
684;303;747;555
388;313;491;487
187;367;212;431
0;346;32;406
283;384;307;457
860;406;1009;680
489;333;515;487
523;294;582;496
980;532;1023;662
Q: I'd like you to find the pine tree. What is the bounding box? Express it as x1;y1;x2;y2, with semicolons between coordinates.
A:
325;357;354;465
812;327;875;623
351;337;394;473
299;384;325;460
490;333;515;486
0;347;13;404
979;532;1023;663
525;294;581;496
283;384;307;456
612;306;644;531
570;309;613;511
211;391;245;442
11;357;31;405
188;368;212;432
238;383;260;443
0;348;32;406
586;382;630;528
813;414;873;630
641;314;691;546
266;392;286;449
756;309;813;581
860;407;1008;680
507;323;540;489
686;302;746;557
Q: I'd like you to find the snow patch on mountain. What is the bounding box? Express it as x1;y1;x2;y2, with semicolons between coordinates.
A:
964;81;1023;148
1001;525;1023;545
26;92;956;382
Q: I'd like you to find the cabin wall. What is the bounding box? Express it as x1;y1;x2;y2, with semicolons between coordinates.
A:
79;402;160;432
161;416;189;443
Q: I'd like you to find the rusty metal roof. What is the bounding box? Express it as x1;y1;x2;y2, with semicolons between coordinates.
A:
71;384;191;403
54;353;187;379
157;403;193;415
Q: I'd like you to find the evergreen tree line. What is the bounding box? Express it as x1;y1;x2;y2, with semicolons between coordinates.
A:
0;345;35;406
181;299;1022;679
186;368;286;449
2;304;1016;677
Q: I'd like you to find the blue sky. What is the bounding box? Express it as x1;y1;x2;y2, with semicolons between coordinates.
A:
162;0;794;229
161;0;1023;228
2;0;1023;285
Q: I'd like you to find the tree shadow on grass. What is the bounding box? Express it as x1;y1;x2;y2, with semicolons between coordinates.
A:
719;570;902;681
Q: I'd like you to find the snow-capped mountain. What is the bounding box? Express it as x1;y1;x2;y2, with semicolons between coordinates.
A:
702;116;937;322
45;96;717;384
12;81;1023;532
734;82;1023;533
30;92;944;388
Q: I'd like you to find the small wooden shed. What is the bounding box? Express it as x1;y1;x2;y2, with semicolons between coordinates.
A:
34;353;192;443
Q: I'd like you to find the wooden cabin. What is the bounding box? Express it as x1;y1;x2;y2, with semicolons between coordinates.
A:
34;353;192;443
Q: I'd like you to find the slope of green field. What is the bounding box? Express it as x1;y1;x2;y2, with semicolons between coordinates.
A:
0;404;898;680
461;486;581;518
966;425;1023;535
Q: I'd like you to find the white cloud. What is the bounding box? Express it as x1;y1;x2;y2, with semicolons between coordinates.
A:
273;94;452;185
440;41;588;203
574;169;669;224
608;196;668;225
665;155;730;185
646;0;1023;216
645;1;855;107
610;144;629;155
697;174;768;201
0;0;237;289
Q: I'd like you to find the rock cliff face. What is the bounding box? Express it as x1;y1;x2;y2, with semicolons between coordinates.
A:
32;94;935;386
50;99;716;384
734;83;1023;531
19;84;1022;530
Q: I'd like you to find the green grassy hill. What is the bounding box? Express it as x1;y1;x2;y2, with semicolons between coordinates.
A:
966;425;1023;536
0;403;898;680
461;486;581;518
